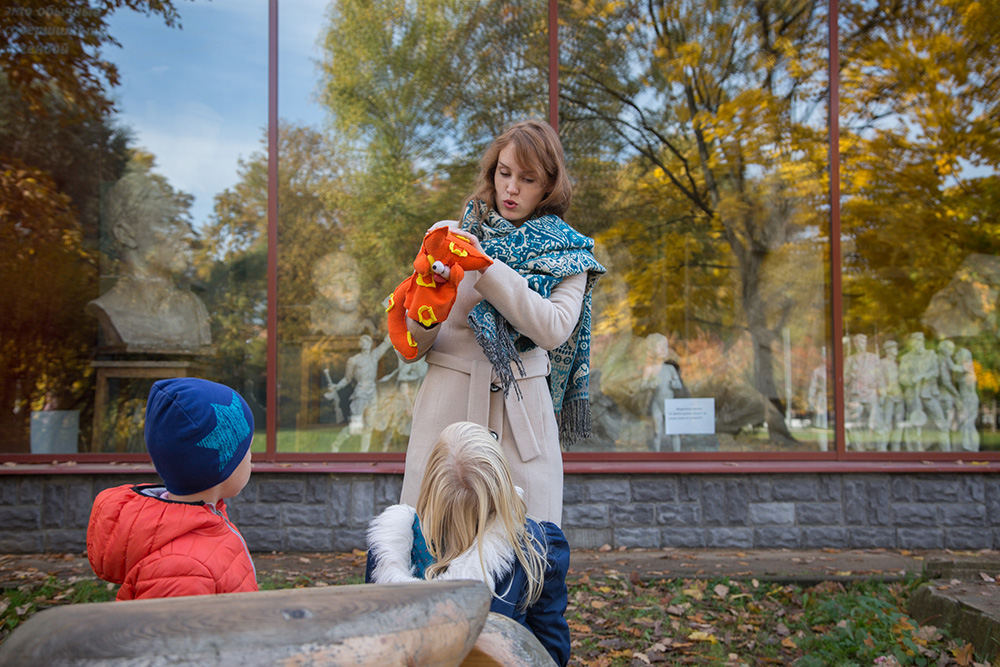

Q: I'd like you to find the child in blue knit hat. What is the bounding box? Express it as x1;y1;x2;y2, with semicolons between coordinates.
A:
87;377;259;600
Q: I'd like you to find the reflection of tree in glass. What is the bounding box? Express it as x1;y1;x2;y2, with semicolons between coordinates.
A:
318;0;549;310
839;0;1000;383
559;0;832;445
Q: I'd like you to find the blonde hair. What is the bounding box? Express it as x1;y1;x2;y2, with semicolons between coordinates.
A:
416;422;548;607
465;119;572;220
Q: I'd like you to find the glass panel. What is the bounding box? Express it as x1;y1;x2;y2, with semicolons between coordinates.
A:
559;0;834;453
839;0;1000;453
277;0;548;453
1;2;267;454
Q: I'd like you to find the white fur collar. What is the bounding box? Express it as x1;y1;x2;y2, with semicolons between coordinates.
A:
367;504;515;593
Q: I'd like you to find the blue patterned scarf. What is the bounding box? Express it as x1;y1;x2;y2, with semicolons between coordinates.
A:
461;200;606;447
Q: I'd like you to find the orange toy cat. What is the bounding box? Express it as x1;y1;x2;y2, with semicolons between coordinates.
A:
386;226;493;359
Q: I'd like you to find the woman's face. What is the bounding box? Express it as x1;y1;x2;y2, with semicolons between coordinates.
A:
493;145;546;227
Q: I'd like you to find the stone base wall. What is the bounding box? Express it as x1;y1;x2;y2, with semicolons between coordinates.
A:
2;472;999;554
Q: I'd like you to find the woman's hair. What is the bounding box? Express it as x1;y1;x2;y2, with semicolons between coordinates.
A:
416;421;547;606
465;119;572;220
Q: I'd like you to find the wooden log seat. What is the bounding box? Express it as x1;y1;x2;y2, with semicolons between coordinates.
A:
0;581;491;666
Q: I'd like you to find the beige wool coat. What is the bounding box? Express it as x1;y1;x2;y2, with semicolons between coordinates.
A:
398;259;588;525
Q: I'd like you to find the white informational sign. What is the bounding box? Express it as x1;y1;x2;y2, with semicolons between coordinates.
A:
664;398;716;435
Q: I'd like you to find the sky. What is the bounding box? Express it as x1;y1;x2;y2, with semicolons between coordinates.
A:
106;0;330;227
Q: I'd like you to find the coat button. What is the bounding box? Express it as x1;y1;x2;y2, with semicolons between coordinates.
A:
490;430;499;440
489;384;500;392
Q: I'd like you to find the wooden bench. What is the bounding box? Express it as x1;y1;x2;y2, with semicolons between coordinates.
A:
0;581;557;666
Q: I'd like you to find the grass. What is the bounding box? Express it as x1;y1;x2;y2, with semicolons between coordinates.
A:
1;557;994;666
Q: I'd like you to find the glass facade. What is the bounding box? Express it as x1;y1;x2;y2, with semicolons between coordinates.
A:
2;0;998;461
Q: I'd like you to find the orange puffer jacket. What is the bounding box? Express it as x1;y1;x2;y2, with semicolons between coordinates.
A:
87;484;258;601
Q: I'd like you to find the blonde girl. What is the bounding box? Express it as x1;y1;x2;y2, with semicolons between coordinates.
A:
366;421;571;666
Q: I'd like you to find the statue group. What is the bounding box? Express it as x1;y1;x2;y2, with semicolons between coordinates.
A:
836;332;980;452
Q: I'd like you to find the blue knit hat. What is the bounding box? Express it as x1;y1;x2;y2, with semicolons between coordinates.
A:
145;378;254;496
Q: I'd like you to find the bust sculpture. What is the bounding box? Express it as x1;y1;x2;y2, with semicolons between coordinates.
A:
86;162;211;352
309;252;366;337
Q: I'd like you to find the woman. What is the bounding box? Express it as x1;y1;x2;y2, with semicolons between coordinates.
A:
394;119;605;523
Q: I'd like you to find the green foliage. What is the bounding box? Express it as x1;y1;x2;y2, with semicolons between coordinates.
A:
1;576;117;642
796;578;941;667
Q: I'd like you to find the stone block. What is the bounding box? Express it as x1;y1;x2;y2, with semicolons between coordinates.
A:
609;504;655;526
562;477;587;505
286;527;333;552
753;526;800;549
585;478;630;504
374;475;402;508
707;528;753;549
258;478;306;503
563;528;612;550
944;528;993;550
678;476;700;502
702;480;726;525
897;528;944;550
988;481;1000;526
331;528;367;552
0;530;42;553
238;477;258;503
748;503;795;526
349;479;376;527
771;476;818;502
563;504;608;529
241;527;284;552
42;484;65;528
660;527;706;548
890;476;913;502
848;527;896;549
230;503;280;526
655;503;700;526
66;481;94;528
747;476;772;502
818;475;842;502
614;527;661;549
725;480;748;525
282;504;331;527
892;504;938;527
305;475;332;504
631;478;677;503
19;478;45;505
0;506;40;530
44;529;86;552
796;503;842;525
0;479;17;505
912;477;961;503
941;504;986;527
800;526;848;548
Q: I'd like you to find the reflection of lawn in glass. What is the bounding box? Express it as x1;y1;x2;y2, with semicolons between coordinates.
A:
273;427;408;453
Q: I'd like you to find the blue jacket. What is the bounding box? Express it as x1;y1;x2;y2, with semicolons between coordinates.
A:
365;504;571;666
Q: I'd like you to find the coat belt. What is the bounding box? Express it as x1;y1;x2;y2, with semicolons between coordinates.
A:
425;350;550;462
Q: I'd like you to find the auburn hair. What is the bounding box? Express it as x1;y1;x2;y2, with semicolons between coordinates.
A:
465;119;572;220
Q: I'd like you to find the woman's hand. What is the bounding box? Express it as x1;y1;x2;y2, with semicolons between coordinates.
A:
426;220;489;265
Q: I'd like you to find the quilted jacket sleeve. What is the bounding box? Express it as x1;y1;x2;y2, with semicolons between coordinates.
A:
525;521;571;667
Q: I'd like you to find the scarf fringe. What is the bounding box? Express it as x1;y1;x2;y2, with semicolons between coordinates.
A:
470;311;525;400
558;397;592;449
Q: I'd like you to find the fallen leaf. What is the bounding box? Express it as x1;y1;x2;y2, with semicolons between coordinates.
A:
688;631;718;643
781;637;797;648
714;584;730;599
951;642;975;666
